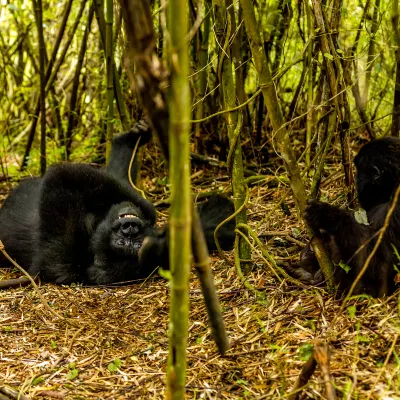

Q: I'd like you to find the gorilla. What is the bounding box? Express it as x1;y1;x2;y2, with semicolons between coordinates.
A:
291;137;400;297
0;123;235;285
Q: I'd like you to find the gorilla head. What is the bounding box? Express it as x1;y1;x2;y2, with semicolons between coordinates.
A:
355;137;400;211
91;202;150;263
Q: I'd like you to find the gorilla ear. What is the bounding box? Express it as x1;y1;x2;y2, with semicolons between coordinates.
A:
372;165;381;180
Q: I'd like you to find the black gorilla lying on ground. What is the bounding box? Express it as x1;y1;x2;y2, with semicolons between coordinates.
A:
289;137;400;297
0;123;235;285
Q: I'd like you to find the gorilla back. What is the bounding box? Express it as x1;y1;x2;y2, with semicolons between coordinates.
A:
0;125;235;285
0;178;41;268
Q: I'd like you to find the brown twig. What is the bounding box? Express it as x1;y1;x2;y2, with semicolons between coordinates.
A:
288;354;317;400
0;387;30;400
314;341;337;400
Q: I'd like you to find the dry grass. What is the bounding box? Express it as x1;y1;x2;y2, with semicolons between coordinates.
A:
1;161;400;399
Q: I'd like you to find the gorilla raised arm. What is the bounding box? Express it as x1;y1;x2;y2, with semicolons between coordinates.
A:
0;123;235;285
292;137;400;297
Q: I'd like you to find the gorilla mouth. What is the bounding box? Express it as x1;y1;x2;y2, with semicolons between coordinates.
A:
119;213;138;219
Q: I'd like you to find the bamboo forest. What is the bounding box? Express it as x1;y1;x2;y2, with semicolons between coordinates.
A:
0;0;400;398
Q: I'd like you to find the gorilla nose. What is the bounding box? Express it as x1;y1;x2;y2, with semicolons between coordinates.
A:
121;221;139;236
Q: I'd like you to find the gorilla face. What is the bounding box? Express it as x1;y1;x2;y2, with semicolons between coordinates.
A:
91;201;148;261
109;205;145;256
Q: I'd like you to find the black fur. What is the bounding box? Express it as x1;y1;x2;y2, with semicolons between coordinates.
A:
299;137;400;297
137;195;236;272
0;123;235;285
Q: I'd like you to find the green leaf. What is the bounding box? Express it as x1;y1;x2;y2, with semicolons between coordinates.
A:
291;227;301;238
68;362;76;370
347;305;356;319
66;369;78;380
357;335;370;343
336;49;344;54
298;343;314;361
158;267;172;280
339;261;351;273
32;377;44;386
354;209;369;225
107;359;122;373
323;53;334;60
50;340;57;349
269;344;281;351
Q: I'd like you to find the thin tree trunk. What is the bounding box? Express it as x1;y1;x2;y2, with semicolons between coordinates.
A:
392;0;400;136
33;0;46;174
105;0;114;163
65;4;95;159
94;0;131;131
361;0;380;108
311;77;334;198
213;0;251;274
227;0;248;128
194;0;211;153
305;2;314;166
312;0;356;206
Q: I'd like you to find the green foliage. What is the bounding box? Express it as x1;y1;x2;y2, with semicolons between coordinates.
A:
32;377;45;386
347;305;356;319
66;362;79;380
107;358;122;373
298;343;314;361
158;267;172;280
339;260;352;274
66;369;79;380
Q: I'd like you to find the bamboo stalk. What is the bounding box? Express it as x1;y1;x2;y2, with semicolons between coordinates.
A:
105;0;114;163
32;0;46;174
391;0;400;136
213;0;251;273
65;4;95;159
194;0;210;153
305;2;314;167
165;0;191;397
94;0;131;130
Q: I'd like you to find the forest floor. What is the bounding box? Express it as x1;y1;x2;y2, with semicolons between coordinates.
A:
1;149;400;400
